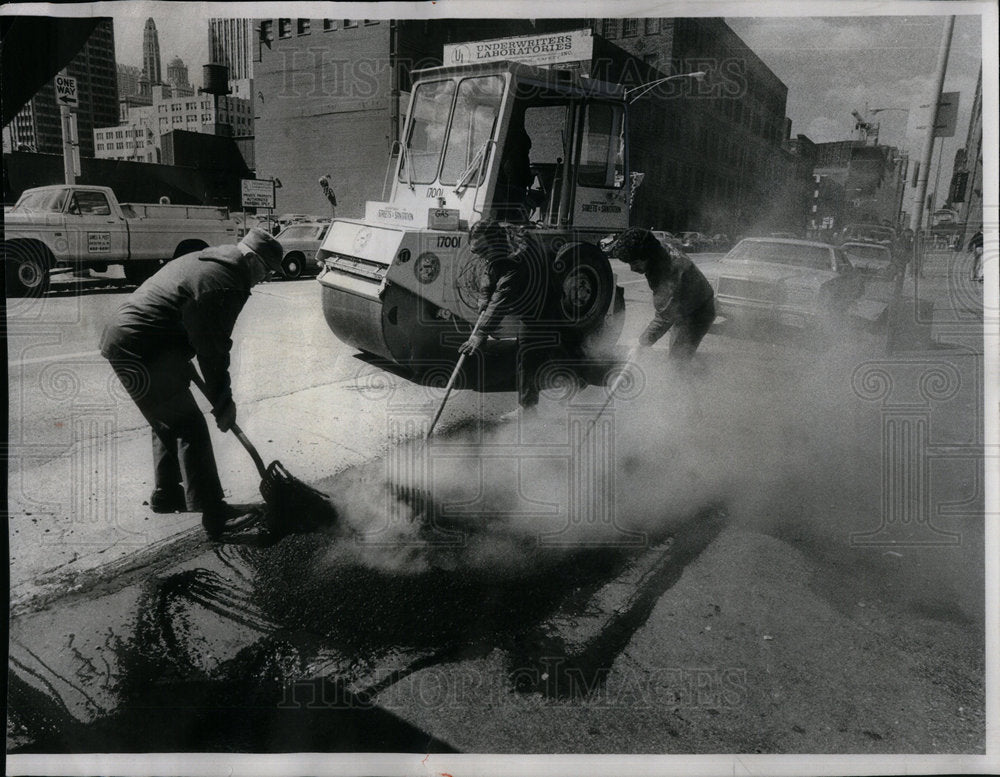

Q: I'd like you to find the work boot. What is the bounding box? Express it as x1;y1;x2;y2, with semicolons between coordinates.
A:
149;486;187;514
201;502;248;540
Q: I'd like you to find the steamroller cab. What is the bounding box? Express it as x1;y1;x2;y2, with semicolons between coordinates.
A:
317;60;629;368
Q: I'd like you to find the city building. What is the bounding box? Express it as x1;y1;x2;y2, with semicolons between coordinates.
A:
951;66;983;241
810;140;908;232
142;18;163;85
209;18;254;81
94;86;252;163
117;63;143;98
165;56;194;96
6;18;119;157
253;16;795;234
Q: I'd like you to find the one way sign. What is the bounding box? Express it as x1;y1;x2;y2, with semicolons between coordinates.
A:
55;74;79;108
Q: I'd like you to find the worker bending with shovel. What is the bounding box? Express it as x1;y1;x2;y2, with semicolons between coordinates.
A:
100;229;284;539
458;219;564;423
607;227;716;363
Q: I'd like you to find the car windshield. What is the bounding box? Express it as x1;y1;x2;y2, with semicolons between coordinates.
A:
12;188;68;213
843;244;890;261
727;240;833;271
279;225;324;240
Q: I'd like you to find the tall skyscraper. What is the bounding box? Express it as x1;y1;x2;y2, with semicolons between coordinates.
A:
208;18;253;80
9;18;119;157
142;18;162;85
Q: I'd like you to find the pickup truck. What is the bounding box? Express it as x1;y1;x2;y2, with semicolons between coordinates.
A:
3;185;239;296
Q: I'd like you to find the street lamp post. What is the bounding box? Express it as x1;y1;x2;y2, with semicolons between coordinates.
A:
625;71;706;103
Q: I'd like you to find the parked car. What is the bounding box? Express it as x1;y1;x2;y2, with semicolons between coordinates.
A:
838;223;896;247
273;221;330;279
840;240;894;277
707;237;870;336
679;231;710;253
652;230;685;251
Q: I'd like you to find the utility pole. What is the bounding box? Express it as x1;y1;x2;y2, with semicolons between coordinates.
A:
910;16;955;235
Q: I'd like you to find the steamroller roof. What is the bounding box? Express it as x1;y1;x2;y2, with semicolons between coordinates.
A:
410;60;625;99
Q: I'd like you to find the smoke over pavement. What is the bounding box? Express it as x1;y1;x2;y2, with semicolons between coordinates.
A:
310;329;982;620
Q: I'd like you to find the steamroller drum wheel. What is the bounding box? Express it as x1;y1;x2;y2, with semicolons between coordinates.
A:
553;249;615;335
281;253;304;280
5;244;51;298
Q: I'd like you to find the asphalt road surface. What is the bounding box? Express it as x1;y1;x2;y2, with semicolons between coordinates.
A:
6;259;987;756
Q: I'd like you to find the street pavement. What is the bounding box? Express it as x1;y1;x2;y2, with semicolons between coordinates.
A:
6;248;992;757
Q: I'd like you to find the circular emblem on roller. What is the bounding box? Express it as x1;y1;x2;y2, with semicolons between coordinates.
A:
354;226;372;251
415;252;441;284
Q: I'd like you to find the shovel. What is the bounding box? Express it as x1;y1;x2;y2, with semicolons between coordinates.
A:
191;371;332;536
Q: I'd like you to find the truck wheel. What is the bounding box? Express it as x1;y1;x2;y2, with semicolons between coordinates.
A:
5;244;51;298
281;253;304;280
124;261;161;286
552;246;615;335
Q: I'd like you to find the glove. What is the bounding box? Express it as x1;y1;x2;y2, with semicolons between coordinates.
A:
214;397;237;432
458;333;485;356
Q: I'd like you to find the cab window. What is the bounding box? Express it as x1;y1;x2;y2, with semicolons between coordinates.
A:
400;79;456;184
69;190;112;216
577;102;625;188
440;75;504;186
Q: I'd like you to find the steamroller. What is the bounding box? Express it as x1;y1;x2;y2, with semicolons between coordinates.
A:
317;60;630;369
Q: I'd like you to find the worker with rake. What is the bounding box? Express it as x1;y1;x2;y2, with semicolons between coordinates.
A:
100;228;284;539
458;219;565;422
607;227;716;362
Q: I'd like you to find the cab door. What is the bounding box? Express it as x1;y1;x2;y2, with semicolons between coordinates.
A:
570;102;629;230
66;189;128;261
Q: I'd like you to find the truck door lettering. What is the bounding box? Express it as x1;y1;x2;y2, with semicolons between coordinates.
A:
87;232;112;253
425;187;444;199
436;235;462;248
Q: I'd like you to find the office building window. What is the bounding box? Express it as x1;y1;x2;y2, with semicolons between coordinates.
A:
323;19;337;31
343;19;358;28
260;20;274;44
278;19;291;38
298;19;310;35
622;19;638;37
602;19;618;38
645;18;661;34
364;19;379;25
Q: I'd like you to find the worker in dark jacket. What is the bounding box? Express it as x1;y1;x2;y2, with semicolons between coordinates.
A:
608;227;716;360
459;219;561;417
100;228;284;538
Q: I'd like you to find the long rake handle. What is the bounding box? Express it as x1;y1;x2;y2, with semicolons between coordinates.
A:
425;309;489;440
578;346;639;449
190;371;268;479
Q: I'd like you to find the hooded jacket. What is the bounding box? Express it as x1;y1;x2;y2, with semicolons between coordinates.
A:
100;245;254;406
640;246;715;346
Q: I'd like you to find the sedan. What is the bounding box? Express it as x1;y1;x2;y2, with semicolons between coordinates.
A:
707;238;869;335
273;221;330;279
840;241;894;277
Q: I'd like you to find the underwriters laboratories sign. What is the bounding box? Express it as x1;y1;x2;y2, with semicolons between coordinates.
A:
443;29;594;69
